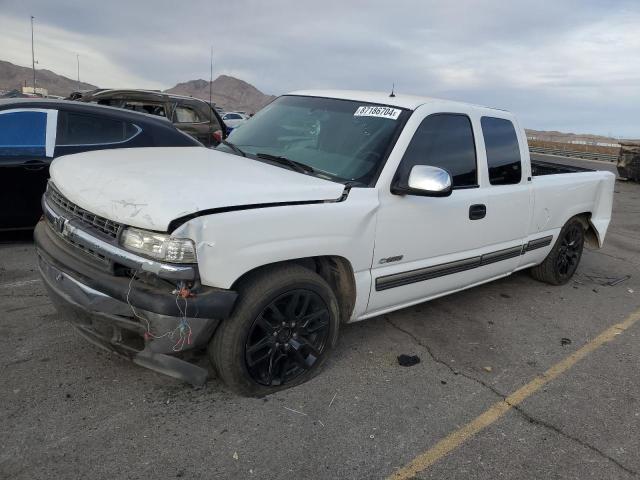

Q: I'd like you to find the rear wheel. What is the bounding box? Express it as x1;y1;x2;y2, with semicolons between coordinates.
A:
530;217;585;285
209;264;340;396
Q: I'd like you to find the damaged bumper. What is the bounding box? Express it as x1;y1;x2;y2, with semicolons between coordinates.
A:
35;196;237;386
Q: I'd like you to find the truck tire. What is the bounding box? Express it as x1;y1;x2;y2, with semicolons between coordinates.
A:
209;264;340;396
530;217;585;285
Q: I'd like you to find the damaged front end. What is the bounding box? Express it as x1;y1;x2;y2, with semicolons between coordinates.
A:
35;183;237;385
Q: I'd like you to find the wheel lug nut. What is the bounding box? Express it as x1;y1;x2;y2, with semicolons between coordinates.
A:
282;322;286;326
292;332;297;338
273;331;278;336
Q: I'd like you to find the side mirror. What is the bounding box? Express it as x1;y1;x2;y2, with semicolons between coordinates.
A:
392;165;453;197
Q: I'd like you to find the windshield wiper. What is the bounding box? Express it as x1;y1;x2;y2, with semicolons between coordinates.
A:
255;153;315;174
220;139;246;157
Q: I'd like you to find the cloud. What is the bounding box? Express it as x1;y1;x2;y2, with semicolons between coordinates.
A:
0;0;638;137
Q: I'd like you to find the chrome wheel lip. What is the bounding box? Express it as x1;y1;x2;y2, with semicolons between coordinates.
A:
244;289;331;387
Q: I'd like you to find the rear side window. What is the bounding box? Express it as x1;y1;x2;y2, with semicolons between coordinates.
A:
122;101;166;117
481;117;522;185
174;106;201;123
56;111;140;146
0;111;47;157
399;114;477;187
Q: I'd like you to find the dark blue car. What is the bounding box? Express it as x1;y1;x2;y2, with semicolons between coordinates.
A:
0;99;202;231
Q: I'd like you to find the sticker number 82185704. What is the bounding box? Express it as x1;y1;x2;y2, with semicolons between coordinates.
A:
353;106;402;120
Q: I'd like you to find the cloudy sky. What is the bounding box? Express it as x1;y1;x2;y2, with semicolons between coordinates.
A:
1;0;638;137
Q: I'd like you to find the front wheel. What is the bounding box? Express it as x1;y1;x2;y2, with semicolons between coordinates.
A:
530;217;585;285
209;264;340;396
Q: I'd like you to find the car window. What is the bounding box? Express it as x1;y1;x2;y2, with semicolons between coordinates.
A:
122;101;166;117
174;106;201;123
56;111;141;146
398;114;477;188
481;117;522;185
96;99;118;107
224;113;242;120
0;110;48;157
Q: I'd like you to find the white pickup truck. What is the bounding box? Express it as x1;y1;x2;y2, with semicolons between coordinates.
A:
36;90;615;395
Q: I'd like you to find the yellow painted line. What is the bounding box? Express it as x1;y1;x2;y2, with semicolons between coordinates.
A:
388;307;640;480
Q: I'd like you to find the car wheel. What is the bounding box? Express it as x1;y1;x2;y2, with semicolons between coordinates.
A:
209;264;340;396
530;217;585;285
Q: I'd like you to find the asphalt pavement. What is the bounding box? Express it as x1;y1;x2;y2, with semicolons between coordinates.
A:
1;158;638;480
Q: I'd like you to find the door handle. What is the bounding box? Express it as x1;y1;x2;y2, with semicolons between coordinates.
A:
469;204;486;220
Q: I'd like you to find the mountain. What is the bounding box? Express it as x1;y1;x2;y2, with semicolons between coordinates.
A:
0;60;97;97
165;75;276;113
0;60;273;113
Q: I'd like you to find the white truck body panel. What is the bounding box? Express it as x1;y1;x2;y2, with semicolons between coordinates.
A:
48;90;616;323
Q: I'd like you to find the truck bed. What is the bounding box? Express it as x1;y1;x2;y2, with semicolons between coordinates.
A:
531;159;593;176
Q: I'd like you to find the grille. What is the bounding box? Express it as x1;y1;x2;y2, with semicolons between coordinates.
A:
67;237;110;265
46;184;123;239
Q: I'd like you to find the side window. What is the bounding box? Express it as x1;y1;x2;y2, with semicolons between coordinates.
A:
122;101;166;117
481;117;522;185
0;111;47;157
56;111;140;146
399;114;477;188
174;106;201;123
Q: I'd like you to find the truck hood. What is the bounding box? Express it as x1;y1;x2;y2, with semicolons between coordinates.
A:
50;147;346;231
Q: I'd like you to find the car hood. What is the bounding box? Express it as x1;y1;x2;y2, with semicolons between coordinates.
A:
50;147;345;231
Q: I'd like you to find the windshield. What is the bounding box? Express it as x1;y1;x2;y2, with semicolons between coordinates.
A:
218;95;409;185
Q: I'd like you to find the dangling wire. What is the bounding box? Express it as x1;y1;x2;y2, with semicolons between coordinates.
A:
125;271;193;351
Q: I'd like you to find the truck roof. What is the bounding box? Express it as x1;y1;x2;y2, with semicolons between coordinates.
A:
288;89;508;113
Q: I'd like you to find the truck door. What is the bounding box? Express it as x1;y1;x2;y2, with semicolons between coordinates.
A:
478;115;531;270
367;111;526;316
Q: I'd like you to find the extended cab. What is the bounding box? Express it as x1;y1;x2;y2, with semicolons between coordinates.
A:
35;90;615;395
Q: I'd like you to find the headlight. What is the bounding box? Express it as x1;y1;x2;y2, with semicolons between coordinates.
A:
120;227;197;263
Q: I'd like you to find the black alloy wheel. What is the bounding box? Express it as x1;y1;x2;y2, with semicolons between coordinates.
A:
530;216;585;285
556;222;583;277
209;263;340;396
244;289;330;386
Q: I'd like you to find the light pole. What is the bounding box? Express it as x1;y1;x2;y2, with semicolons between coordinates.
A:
209;46;213;107
31;15;36;93
76;54;80;91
